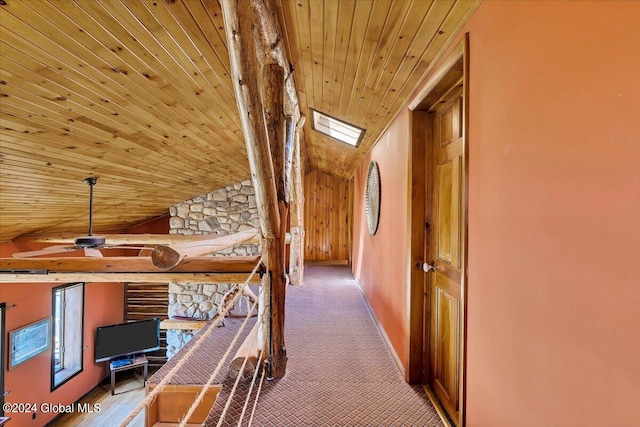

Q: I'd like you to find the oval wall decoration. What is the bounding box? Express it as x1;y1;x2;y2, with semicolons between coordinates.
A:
365;160;381;236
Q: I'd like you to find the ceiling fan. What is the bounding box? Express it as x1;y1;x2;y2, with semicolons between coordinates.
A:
11;178;259;263
12;177;142;258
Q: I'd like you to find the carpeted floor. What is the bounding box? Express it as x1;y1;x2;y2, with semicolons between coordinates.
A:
150;265;443;426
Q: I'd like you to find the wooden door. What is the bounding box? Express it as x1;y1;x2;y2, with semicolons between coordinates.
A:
426;82;465;426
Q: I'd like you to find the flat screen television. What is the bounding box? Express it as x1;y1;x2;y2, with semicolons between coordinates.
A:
94;318;160;362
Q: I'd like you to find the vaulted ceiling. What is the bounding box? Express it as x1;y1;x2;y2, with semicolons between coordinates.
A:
0;0;478;242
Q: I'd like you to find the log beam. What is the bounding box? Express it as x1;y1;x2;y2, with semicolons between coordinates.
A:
229;322;260;380
257;276;268;365
0;272;259;284
289;122;305;285
252;0;305;288
263;65;288;207
284;116;295;203
251;0;309;177
222;0;280;239
222;0;301;380
151;228;260;270
261;63;289;378
14;233;262;246
264;236;287;377
251;0;300;119
0;256;260;273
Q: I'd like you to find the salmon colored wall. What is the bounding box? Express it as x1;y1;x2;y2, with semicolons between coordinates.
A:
0;242;124;426
352;109;410;367
353;1;640;425
125;215;170;234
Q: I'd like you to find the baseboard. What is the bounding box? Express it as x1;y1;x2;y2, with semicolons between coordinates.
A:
423;386;454;427
350;276;453;427
354;281;405;378
304;259;349;266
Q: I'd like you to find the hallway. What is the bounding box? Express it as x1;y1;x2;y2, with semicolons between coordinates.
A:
159;264;443;426
54;265;443;426
240;264;443;426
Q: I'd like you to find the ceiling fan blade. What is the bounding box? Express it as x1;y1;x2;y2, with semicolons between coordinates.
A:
12;245;77;258
83;248;103;257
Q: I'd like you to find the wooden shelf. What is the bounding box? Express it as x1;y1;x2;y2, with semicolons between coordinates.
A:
160;319;209;331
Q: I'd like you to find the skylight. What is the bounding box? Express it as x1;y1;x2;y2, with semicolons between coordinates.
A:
310;109;365;147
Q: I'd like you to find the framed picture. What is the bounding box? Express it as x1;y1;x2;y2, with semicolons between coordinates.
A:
8;317;51;370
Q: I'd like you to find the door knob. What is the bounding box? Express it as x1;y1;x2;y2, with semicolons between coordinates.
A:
423;262;435;273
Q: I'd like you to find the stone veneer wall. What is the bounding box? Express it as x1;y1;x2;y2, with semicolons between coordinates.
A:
165;179;260;358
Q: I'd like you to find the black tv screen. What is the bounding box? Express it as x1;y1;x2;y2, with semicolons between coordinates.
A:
94;318;160;362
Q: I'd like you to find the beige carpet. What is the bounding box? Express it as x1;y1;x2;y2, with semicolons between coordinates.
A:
150;265;443;426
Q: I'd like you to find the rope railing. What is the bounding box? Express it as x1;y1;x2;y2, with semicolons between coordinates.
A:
214;310;263;427
237;347;265;426
119;252;266;427
247;365;268;426
179;296;260;427
179;250;269;427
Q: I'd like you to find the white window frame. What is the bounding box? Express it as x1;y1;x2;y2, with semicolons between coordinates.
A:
51;283;84;390
310;108;366;147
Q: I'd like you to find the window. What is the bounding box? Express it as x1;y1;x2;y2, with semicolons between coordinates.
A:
51;283;84;390
310;108;366;147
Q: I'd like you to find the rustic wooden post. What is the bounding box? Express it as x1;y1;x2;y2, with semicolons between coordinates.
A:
261;63;288;378
251;0;301;120
289;123;305;285
221;0;280;240
284;116;295;203
263;65;287;206
257;274;268;364
252;0;305;288
222;0;289;378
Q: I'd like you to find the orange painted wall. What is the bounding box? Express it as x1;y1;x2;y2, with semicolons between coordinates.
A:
0;242;124;426
353;109;410;366
352;1;640;425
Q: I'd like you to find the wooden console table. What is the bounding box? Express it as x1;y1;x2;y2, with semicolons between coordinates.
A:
109;354;148;395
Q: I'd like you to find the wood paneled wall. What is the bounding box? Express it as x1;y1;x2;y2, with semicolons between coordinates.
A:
304;170;352;261
125;283;168;367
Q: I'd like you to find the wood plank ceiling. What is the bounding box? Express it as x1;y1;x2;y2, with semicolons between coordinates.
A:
277;0;479;176
0;0;478;242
